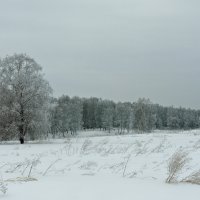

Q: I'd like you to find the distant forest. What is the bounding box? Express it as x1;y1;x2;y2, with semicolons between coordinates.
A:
50;96;200;137
0;54;200;143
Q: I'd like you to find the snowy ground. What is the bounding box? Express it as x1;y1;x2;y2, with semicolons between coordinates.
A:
1;130;200;199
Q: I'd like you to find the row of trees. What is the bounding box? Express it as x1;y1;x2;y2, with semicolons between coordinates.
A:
0;54;200;143
50;97;200;135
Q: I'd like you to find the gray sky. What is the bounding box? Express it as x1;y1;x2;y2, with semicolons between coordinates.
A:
0;0;200;109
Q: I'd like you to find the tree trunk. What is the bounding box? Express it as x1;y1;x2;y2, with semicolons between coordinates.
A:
19;102;25;144
19;136;24;144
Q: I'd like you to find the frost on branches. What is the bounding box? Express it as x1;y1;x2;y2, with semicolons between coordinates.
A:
0;54;52;143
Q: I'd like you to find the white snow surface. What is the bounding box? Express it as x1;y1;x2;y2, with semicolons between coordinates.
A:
1;130;200;199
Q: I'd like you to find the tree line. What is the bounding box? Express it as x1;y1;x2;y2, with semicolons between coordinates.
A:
0;54;200;143
50;96;200;136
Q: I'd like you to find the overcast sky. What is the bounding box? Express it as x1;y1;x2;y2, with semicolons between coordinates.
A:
0;0;200;108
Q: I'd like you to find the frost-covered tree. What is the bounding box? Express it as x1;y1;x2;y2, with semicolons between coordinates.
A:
68;97;83;134
95;99;104;130
0;54;52;143
82;97;99;129
115;102;133;133
167;107;180;129
50;96;83;137
101;100;115;132
49;97;62;138
134;98;155;132
53;95;71;137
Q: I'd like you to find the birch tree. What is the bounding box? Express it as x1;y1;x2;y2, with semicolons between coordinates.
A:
0;54;52;143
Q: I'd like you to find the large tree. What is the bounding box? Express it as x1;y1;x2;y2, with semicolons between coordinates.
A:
0;54;52;143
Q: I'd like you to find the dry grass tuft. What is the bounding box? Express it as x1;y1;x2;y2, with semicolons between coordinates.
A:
181;170;200;185
5;177;37;183
166;150;189;183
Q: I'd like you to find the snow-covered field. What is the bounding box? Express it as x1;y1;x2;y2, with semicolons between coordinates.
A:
1;130;200;200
